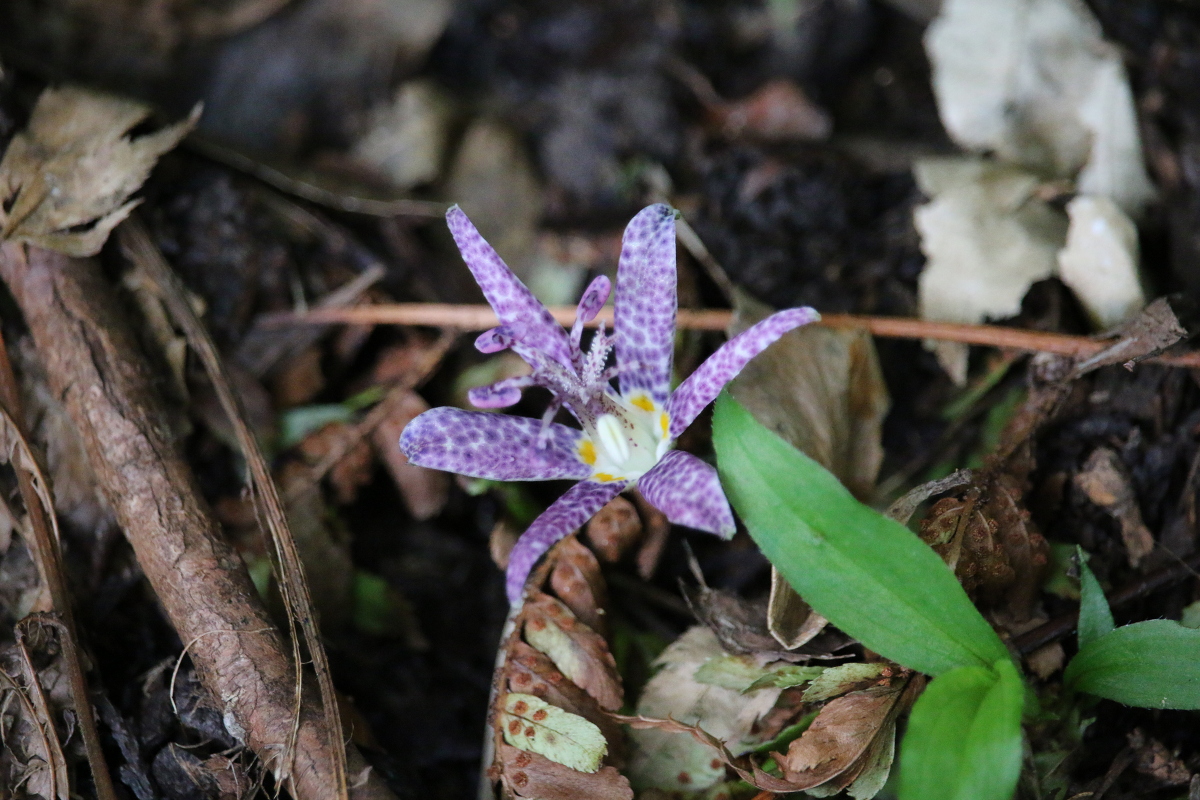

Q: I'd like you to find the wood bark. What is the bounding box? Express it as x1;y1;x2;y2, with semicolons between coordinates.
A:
0;241;393;800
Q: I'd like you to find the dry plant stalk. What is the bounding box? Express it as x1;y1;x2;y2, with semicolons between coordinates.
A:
261;304;1200;368
0;240;393;800
0;334;117;800
117;218;349;800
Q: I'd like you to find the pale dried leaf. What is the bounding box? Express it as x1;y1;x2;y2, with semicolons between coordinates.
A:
926;0;1155;216
0;87;197;256
500;693;608;773
1074;447;1155;568
914;157;1068;383
524;595;623;711
1057;195;1144;328
627;627;782;792
351;79;454;191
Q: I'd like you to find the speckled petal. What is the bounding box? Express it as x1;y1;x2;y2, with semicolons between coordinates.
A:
400;407;591;481
666;307;819;438
638;450;735;538
447;206;573;369
475;326;516;354
506;479;628;603
571;275;612;347
615;204;677;405
468;376;533;409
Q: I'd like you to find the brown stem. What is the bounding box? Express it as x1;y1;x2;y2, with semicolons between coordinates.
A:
258;305;1200;368
0;241;393;800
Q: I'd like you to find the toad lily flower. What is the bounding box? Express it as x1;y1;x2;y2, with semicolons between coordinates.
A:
401;204;818;603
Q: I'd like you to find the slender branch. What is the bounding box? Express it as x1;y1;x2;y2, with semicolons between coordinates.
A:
258;304;1200;368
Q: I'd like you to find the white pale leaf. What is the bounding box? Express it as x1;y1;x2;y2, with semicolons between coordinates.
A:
1056;195;1144;329
925;0;1155;216
914;157;1068;383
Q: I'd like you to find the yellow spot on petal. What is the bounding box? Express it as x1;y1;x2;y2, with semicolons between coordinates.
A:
630;394;655;412
579;440;596;465
660;412;670;438
594;473;618;482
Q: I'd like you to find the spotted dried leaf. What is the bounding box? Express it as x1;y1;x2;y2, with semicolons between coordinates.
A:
584;495;643;563
0;87;197;256
627;626;783;792
548;536;609;636
523;594;623;711
500;693;608;773
497;742;632;800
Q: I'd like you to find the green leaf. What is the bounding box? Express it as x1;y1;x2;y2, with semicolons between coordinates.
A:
712;393;1009;676
500;692;608;772
744;665;827;693
694;654;771;692
898;659;1024;800
802;663;888;703
1075;546;1114;649
1064;620;1200;709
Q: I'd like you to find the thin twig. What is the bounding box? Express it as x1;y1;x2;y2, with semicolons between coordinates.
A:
0;330;118;800
119;218;349;800
257;304;1200;368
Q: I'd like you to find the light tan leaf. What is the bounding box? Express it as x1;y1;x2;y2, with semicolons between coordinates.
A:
779;686;904;792
523;594;623;711
350;79;454;191
1074;447;1155;568
500;693;608;773
914;157;1068;383
1057;195;1145;328
0;87;197;256
627;626;782;792
801;663;889;703
926;0;1155;216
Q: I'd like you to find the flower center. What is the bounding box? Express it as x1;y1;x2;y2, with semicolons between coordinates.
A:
578;393;672;482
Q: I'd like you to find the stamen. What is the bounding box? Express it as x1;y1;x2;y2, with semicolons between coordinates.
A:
595;414;630;465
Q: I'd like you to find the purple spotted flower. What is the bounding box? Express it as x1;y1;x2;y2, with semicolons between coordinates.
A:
401;204;819;603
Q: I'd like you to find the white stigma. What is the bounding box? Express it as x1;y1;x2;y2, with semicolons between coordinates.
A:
595;414;631;465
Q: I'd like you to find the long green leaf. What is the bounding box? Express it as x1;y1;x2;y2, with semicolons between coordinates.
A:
1075;546;1114;649
897;659;1024;800
712;393;1008;676
1065;620;1200;709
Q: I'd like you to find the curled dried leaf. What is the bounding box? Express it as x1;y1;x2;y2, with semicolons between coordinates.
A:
0;87;197;256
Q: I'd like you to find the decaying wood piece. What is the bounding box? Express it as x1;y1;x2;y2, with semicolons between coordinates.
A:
0;241;394;800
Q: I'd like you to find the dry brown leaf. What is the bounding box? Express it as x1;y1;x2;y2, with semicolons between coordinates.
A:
549;536;610;637
584;496;643;564
524;594;623;712
1074;447;1155;568
1072;296;1195;377
497;742;632;800
0;87;197;256
919;476;1050;620
779;683;911;794
371;390;449;520
1129;729;1192;787
728;289;889;648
